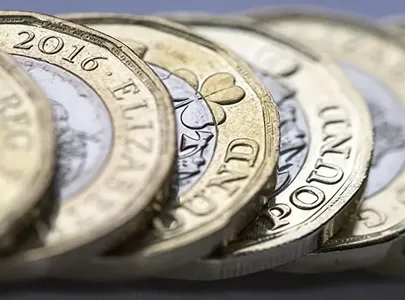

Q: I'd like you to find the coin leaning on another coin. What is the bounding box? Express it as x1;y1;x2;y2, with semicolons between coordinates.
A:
150;13;372;280
50;13;281;281
0;11;177;280
246;6;405;273
0;50;55;253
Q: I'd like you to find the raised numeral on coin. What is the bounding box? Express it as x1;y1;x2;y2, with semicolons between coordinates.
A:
13;31;107;71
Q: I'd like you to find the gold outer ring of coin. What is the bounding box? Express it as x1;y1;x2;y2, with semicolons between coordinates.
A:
53;12;280;281
0;11;177;280
246;5;405;273
0;51;55;252
365;16;405;278
153;13;372;280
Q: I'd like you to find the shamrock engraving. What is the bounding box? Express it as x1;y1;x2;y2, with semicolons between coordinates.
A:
173;69;245;126
124;41;246;127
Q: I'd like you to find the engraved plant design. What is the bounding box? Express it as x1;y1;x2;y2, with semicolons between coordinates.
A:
129;41;246;193
50;99;102;197
126;40;245;125
171;69;245;188
227;65;309;245
368;100;405;167
252;66;308;195
172;69;245;126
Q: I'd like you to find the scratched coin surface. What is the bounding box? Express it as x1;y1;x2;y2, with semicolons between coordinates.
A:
152;14;372;280
59;13;280;280
0;11;177;279
0;50;54;252
248;6;405;273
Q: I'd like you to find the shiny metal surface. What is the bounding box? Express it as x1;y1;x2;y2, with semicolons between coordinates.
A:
0;11;177;280
53;13;280;280
249;5;405;272
156;14;373;279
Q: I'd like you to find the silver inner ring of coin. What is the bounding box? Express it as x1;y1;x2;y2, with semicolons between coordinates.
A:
340;62;405;198
189;26;309;197
150;64;217;196
14;55;113;202
252;66;309;194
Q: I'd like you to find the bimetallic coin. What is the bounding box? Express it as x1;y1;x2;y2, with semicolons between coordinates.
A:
367;17;405;278
58;13;280;280
157;14;372;280
249;6;405;273
0;51;54;252
0;11;176;279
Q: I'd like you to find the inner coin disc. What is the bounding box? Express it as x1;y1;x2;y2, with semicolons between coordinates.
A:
153;13;373;280
0;51;54;252
59;13;280;281
365;17;405;278
249;6;405;273
0;11;177;279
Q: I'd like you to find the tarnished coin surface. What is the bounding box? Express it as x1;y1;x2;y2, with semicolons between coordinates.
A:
58;13;280;280
249;6;405;273
0;50;54;252
0;11;177;279
156;14;372;280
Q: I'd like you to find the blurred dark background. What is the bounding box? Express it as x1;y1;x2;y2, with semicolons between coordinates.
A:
2;0;405;299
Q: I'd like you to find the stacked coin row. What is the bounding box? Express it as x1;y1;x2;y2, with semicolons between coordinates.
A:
1;7;405;281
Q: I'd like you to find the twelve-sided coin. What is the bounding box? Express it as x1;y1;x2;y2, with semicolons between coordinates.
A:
56;13;280;280
0;11;177;279
156;13;373;279
364;16;405;278
250;6;405;273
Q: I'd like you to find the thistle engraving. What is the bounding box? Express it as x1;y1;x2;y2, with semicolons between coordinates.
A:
369;101;405;167
252;66;309;195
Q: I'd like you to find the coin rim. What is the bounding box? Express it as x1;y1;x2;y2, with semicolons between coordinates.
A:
0;51;55;247
163;11;370;249
369;16;405;275
0;11;177;268
170;7;371;253
63;12;372;280
56;12;280;278
248;6;405;252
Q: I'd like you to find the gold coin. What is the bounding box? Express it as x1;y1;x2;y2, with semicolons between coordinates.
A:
0;11;177;279
0;50;54;252
249;6;405;273
152;13;373;280
57;13;280;280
